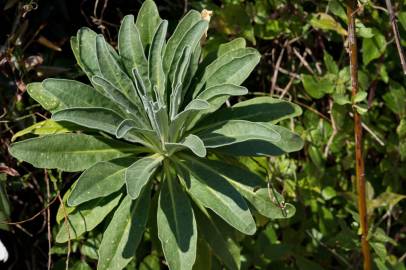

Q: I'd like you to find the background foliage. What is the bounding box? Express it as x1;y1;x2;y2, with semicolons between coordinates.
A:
0;0;405;269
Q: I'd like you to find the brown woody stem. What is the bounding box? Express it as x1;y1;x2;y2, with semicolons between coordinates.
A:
347;2;372;270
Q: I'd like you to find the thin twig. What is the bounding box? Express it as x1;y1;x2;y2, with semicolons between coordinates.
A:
347;2;372;269
324;99;338;157
349;112;385;146
57;194;71;270
385;0;406;75
44;170;52;270
277;67;301;79
1;196;59;225
270;47;285;95
306;230;352;269
293;47;314;74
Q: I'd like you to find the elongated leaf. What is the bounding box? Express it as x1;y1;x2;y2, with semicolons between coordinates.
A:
198;120;280;148
118;15;149;88
197;84;248;102
91;76;148;128
96;35;140;106
27;79;118;113
217;38;246;56
198;97;302;128
68;157;136;206
193;206;239;270
148;20;168;103
165;134;206;157
169;46;192;119
163;10;201;74
192;48;259;97
56;193;121;243
125;155;163;199
178;156;256;235
167;20;208;86
199;159;295;219
135;0;161;49
116;119;155;138
98;190;151;270
11;119;76;142
188;84;248;128
157;177;197;270
52;107;123;135
218;124;304;156
10;134;139;172
204;53;260;90
169;99;209;141
77;28;101;79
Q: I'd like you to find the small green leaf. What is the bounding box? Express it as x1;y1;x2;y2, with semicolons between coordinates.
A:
321;186;337;200
323;51;338;74
310;13;347;35
354;104;368;114
332;93;351;105
399;12;406;31
125;155;163;199
301;74;335;99
353;91;367;103
362;30;386;66
68;157;136;206
56;193;121;243
10;134;139;172
98;190;151;270
157;177;197;270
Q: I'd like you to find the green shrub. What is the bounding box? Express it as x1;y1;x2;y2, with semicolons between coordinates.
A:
9;1;302;269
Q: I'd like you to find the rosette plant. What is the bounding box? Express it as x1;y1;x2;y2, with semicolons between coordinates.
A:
9;1;303;269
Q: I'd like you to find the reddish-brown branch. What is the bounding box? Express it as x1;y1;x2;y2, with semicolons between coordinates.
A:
347;2;372;270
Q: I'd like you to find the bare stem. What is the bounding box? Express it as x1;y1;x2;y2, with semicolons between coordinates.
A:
347;2;371;270
385;0;406;75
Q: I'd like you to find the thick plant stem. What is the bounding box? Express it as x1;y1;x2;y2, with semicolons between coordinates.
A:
347;2;371;270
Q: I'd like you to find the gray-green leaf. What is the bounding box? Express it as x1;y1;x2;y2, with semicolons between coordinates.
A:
125;155;163;199
165;134;206;157
68;157;136;206
52;107;123;135
98;190;151;270
135;0;162;50
198;120;281;148
10;134;139;172
179;156;256;235
56;193;121;243
157;177;197;270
